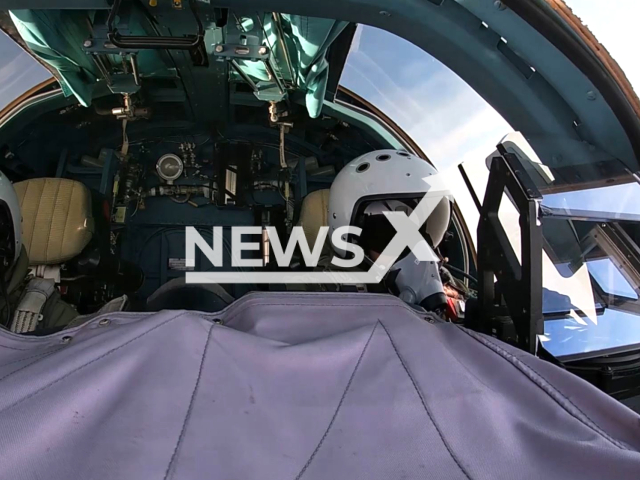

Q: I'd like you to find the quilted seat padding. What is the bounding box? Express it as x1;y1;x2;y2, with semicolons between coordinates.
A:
14;178;94;265
297;189;330;250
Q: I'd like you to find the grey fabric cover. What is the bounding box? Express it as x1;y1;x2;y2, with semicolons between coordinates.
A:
0;292;639;479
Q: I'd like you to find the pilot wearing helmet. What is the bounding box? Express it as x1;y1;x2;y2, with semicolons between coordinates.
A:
0;171;78;333
318;149;456;312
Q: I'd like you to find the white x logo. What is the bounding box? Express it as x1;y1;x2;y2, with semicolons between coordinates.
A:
368;191;447;280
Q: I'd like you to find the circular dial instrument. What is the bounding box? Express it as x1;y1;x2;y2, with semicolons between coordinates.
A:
156;154;184;184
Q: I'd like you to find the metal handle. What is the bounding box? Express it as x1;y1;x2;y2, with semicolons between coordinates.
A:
107;0;204;50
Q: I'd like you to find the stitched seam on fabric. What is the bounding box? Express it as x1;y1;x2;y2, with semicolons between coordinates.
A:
469;330;631;451
228;291;398;306
45;179;62;263
225;302;422;325
0;312;154;347
224;301;423;326
440;332;497;394
294;321;379;480
0;347;63;370
0;313;186;415
379;321;473;480
460;328;630;451
18;181;27;210
27;180;44;255
59;180;74;260
163;323;214;480
0;343;36;351
219;291;414;316
0;348;64;382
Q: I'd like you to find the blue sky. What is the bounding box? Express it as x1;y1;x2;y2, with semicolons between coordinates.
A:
341;25;511;173
0;30;50;111
340;1;640;171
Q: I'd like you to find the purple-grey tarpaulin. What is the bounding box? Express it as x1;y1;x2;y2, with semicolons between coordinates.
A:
0;292;639;479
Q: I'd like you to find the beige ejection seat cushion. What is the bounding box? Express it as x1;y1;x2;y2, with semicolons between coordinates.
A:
297;189;330;250
14;178;94;265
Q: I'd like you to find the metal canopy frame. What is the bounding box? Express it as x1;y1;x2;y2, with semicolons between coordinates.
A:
477;147;544;355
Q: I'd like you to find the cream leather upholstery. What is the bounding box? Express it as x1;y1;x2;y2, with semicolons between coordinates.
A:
297;189;330;250
14;178;94;265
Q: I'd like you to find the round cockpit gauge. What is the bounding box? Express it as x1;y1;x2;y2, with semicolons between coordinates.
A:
156;154;184;184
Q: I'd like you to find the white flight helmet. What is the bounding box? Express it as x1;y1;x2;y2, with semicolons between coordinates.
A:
0;170;21;268
328;149;451;257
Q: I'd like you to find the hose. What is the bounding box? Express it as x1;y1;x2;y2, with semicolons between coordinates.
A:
170;194;191;204
444;264;478;285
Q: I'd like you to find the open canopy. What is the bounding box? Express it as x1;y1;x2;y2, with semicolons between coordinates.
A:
9;5;347;118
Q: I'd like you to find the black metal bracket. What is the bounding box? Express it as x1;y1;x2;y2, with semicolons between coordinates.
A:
477;147;544;354
107;0;204;50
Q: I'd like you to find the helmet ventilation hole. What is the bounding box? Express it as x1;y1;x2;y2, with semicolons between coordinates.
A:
356;162;370;172
376;154;391;161
397;151;410;157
